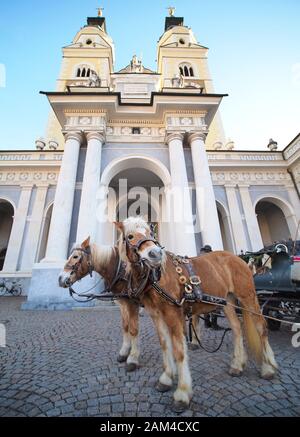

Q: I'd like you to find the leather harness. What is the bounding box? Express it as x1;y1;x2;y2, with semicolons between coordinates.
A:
68;239;227;308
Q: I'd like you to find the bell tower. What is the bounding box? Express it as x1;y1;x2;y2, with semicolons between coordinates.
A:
45;12;115;149
157;10;226;150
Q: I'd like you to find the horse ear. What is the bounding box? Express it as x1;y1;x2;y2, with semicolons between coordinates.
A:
82;236;90;249
114;222;124;234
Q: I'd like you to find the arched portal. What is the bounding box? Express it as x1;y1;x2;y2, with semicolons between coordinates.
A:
216;201;234;252
98;156;172;249
0;200;14;271
255;198;294;246
37;203;53;262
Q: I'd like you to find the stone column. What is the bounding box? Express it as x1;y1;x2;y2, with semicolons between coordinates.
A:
76;132;105;243
20;184;49;271
167;132;197;256
189;132;223;250
44;131;82;263
95;183;110;246
225;185;248;254
4;185;32;272
239;185;263;252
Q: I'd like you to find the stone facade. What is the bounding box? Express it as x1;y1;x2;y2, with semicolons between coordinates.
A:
0;14;299;309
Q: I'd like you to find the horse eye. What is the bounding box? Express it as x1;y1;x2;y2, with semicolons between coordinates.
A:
128;234;134;241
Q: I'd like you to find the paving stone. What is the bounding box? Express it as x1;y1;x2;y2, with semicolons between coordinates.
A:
0;297;299;418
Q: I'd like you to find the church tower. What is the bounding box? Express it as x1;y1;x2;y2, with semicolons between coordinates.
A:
157;12;226;150
45;13;115;149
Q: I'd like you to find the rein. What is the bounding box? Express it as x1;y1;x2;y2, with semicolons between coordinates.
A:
68;247;128;303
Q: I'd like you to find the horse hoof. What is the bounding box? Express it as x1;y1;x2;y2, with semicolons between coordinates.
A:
126;363;138;372
229;368;243;377
117;355;128;363
156;382;172;393
188;343;200;351
261;372;275;380
171;401;189;414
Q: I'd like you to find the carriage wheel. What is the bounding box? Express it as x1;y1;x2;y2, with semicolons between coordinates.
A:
263;306;282;331
267;318;281;331
0;287;6;296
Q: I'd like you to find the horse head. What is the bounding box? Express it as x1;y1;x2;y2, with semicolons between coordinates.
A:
58;236;93;288
115;217;164;268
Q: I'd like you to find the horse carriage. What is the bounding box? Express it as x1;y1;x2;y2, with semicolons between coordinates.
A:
240;241;300;330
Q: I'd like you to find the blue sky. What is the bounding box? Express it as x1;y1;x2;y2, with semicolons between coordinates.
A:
0;0;299;151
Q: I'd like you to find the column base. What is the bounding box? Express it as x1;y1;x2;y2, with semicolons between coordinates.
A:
22;262;104;311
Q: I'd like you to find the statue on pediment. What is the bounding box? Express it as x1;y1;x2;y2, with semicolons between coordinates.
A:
88;70;101;87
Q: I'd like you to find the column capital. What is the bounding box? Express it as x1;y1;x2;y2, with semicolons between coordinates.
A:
86;131;106;144
165;131;184;145
188;131;207;144
63;131;83;143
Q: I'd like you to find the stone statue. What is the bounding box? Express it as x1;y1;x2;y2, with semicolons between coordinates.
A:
171;73;183;88
130;55;143;73
168;7;176;17
88;70;101;87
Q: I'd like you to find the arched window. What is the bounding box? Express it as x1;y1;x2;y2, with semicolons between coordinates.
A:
74;65;95;79
179;63;195;77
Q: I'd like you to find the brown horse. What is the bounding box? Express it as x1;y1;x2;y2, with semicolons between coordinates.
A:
58;239;141;372
58;219;277;412
117;217;278;412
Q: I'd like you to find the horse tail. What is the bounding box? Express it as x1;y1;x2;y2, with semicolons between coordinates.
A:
242;307;263;364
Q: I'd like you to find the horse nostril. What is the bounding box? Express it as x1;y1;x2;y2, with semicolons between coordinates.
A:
149;248;162;259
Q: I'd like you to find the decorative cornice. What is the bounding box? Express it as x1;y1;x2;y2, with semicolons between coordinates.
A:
211;170;292;186
0;169;59;185
64;109;107;115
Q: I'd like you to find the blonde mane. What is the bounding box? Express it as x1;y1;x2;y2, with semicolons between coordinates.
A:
71;243;115;271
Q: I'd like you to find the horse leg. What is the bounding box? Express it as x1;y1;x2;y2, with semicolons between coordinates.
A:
117;300;132;363
239;293;278;379
125;301;141;372
189;314;201;351
166;310;193;412
223;296;247;376
145;306;176;392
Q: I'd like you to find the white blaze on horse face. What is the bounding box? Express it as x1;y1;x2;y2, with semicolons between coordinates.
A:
139;244;163;267
58;270;73;288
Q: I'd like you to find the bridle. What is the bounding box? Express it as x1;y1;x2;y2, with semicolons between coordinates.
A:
65;246;94;283
124;234;163;265
67;246;128;303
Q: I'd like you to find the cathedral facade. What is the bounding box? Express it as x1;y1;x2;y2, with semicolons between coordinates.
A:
0;13;299;309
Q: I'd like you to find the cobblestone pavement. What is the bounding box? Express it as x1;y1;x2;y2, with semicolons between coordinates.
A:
0;297;299;417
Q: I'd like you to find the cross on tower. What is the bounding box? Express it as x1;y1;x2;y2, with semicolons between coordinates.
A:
97;7;104;17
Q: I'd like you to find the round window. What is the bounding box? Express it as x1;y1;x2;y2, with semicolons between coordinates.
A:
86;39;93;45
179;38;185;45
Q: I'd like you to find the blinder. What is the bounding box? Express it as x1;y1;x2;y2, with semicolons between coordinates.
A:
66;246;94;279
124;235;163;264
